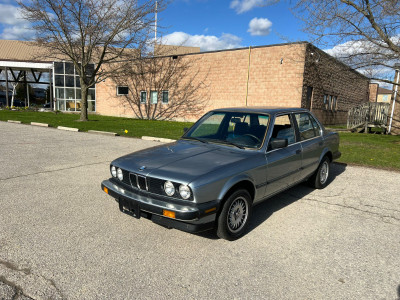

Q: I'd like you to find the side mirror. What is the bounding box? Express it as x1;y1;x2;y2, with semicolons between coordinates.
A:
183;127;188;133
270;138;288;150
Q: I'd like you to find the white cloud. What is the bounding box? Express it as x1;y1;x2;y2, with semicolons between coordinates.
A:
161;32;242;51
0;26;31;40
247;17;272;36
324;40;398;82
230;0;275;14
0;4;25;26
0;4;31;40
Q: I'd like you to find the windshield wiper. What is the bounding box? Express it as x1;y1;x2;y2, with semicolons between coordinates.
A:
184;137;208;144
217;140;245;149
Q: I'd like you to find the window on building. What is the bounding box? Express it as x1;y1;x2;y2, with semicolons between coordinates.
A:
117;86;129;95
54;61;96;112
150;91;158;104
324;94;328;110
140;91;147;103
332;96;338;111
162;91;169;104
324;94;338;111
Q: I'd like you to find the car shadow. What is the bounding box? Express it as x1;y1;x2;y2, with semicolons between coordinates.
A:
247;162;347;235
194;162;347;240
397;284;400;300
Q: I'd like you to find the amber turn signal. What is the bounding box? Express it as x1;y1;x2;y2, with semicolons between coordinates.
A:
103;187;108;194
163;210;176;219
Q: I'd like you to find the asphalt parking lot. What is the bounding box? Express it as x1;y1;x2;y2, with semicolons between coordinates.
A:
0;121;399;300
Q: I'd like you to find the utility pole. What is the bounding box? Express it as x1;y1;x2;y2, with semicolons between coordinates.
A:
154;1;158;44
388;64;400;134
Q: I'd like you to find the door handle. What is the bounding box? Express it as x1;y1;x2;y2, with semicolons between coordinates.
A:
296;149;302;155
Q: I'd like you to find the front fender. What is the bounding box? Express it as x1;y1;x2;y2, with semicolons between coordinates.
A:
217;173;256;201
191;172;256;205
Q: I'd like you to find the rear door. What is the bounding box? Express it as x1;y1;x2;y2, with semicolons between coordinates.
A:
294;112;324;180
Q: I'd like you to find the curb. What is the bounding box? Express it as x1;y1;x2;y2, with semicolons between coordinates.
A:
88;130;118;136
142;136;176;143
57;126;79;132
31;122;49;127
8;120;21;124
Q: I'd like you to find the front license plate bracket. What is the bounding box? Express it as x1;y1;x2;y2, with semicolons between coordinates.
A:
119;198;141;219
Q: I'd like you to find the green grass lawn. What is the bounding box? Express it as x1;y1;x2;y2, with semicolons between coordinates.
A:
0;110;193;140
1;110;400;170
337;132;400;170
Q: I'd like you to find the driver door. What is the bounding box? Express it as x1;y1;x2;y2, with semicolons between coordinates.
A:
265;114;302;197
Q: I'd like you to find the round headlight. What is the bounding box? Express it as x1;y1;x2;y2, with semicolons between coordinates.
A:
179;185;191;200
164;181;175;196
117;168;123;181
111;166;117;177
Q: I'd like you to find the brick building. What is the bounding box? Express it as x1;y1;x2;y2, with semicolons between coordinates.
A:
1;40;371;125
99;42;370;124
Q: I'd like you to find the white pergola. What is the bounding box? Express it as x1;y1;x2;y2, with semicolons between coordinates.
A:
0;60;53;108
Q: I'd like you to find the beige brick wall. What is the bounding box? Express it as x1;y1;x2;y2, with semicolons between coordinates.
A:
369;83;378;102
95;42;369;125
96;43;307;121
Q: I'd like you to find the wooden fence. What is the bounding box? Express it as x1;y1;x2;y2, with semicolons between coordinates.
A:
347;102;390;132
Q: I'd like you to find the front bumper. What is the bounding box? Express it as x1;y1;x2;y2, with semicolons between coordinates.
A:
101;179;218;233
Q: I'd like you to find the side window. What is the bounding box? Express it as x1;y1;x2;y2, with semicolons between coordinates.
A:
309;114;322;136
295;113;320;141
270;114;296;146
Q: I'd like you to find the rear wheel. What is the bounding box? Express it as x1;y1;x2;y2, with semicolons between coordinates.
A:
309;156;330;189
217;189;252;240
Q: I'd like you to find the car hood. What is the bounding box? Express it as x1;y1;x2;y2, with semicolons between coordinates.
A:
112;140;256;184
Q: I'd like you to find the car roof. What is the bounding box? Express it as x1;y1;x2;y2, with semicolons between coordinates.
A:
211;106;309;116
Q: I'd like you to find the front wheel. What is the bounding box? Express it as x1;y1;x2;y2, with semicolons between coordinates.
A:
216;189;252;240
309;156;330;189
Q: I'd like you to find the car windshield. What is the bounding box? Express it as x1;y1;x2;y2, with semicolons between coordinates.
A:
183;111;270;149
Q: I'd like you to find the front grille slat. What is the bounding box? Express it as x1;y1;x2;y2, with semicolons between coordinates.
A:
118;168;193;201
121;170;131;186
137;175;147;191
129;173;138;188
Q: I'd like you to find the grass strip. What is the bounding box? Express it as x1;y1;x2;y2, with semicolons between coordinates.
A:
0;110;193;140
337;132;400;171
1;110;399;170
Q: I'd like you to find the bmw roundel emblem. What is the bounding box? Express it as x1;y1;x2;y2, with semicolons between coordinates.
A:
139;166;146;171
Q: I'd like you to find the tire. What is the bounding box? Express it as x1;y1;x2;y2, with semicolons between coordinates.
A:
309;156;330;189
216;189;252;241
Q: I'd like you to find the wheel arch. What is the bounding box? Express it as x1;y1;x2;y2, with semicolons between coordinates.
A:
217;178;255;216
320;148;332;163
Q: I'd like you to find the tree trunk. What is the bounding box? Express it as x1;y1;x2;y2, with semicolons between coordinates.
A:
80;84;89;121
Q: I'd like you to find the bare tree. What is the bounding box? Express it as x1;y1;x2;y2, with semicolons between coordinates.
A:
111;46;209;120
293;0;400;85
18;0;163;121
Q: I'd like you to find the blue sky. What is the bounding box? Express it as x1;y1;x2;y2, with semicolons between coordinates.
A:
159;0;308;51
0;0;308;51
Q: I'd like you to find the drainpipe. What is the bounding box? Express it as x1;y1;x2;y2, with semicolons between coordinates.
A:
388;64;400;134
245;46;251;106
